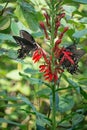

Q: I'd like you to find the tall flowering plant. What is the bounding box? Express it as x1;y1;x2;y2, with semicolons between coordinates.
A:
32;1;75;130
32;9;73;82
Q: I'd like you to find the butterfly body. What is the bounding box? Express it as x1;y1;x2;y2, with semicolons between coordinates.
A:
13;30;38;58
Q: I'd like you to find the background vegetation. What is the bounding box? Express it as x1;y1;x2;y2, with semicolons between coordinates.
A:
0;0;87;130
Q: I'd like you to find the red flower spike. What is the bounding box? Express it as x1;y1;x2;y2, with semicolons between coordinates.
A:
63;27;69;33
32;49;43;63
60;13;65;18
39;65;47;72
44;12;50;26
59;27;69;39
55;21;60;29
39;22;46;30
55;39;61;46
53;72;58;82
39;22;49;39
44;73;53;81
54;21;61;37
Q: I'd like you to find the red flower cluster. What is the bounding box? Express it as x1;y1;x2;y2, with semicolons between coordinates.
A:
32;10;74;82
33;48;64;82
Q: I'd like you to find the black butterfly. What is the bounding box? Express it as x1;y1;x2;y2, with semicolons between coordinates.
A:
60;44;85;74
13;30;38;58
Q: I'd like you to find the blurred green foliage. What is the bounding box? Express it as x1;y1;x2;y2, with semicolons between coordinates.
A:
0;0;87;130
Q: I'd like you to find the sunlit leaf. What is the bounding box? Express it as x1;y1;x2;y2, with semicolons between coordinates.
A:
73;29;87;38
0;16;10;30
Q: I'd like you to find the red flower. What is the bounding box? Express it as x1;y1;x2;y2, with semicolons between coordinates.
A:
59;50;74;65
32;49;43;63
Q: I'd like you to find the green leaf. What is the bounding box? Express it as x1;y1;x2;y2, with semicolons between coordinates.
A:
7;49;17;59
72;114;84;126
18;94;36;112
0;95;19;101
63;74;80;93
59;95;75;113
0;16;10;30
15;1;39;31
79;17;87;24
63;0;72;3
73;29;87;38
36;124;46;130
6;70;22;80
73;0;87;4
19;72;44;85
11;20;20;35
0;48;8;55
63;5;76;13
24;68;39;74
80;87;87;99
37;88;51;97
0;33;14;41
36;112;51;127
0;118;22;126
0;0;17;3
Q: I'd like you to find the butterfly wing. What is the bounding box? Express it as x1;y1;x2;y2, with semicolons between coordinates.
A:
61;44;85;74
20;30;35;43
13;35;37;58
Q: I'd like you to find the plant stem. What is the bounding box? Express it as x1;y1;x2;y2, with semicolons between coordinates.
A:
52;85;56;130
51;0;55;46
50;1;56;129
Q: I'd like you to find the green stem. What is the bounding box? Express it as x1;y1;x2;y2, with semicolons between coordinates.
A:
51;0;55;46
52;85;56;130
50;1;56;129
